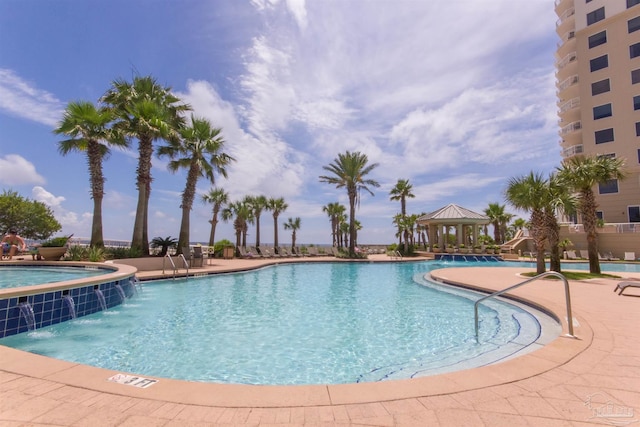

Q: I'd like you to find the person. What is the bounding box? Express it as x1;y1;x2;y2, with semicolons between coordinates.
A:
1;228;28;260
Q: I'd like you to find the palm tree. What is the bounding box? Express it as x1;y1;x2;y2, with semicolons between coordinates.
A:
157;116;233;254
54;101;126;248
484;203;513;244
202;187;229;247
322;202;345;247
544;174;577;273
266;197;288;250
222;199;253;253
319;151;380;257
505;172;550;274
283;217;301;250
150;236;178;256
557;155;627;274
101;75;191;255
389;179;415;251
245;195;268;248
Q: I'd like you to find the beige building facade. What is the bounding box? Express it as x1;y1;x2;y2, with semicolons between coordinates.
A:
555;0;640;224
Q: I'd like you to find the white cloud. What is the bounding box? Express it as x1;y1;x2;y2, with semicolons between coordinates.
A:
0;154;46;186
31;186;90;235
0;69;64;127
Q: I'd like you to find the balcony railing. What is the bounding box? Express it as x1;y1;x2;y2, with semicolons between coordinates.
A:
556;7;575;27
566;223;640;234
561;144;583;158
557;30;576;48
558;97;580;114
560;121;582;136
556;51;577;69
557;75;579;93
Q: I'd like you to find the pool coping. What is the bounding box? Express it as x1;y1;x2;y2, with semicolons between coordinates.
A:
0;259;596;408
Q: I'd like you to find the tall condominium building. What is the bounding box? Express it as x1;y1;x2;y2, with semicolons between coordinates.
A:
555;0;640;224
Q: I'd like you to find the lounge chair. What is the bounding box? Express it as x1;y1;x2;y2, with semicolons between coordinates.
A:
598;252;619;261
257;246;273;258
306;247;319;257
237;246;254;259
624;252;637;261
291;247;304;257
278;247;292;257
566;250;579;260
614;281;640;295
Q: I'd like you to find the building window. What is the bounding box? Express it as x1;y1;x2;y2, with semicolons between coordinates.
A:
588;31;607;48
636;122;640;136
591;55;609;71
635;95;640;110
630;206;640;223
591;79;610;95
638;148;640;163
593;104;612;119
599;179;619;194
587;7;605;25
630;16;640;33
631;43;640;58
596;211;604;220
633;69;640;84
629;0;640;8
595;128;614;144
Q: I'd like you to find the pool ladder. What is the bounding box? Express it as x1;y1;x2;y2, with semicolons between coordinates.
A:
162;253;189;280
474;271;575;342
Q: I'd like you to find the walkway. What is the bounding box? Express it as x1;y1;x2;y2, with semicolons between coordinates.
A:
1;256;639;426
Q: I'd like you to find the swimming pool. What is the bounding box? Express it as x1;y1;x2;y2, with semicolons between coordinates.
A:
0;265;110;289
0;261;561;385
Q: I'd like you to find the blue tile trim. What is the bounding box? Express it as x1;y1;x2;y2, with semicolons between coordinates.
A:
0;275;135;338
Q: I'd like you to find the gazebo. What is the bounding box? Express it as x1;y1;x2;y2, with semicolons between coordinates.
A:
416;204;490;251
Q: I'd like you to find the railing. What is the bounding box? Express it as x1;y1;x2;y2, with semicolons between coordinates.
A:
556;75;579;93
162;253;189;280
556;51;577;69
567;223;640;234
556;7;575;27
557;30;575;48
561;144;584;158
558;97;580;114
474;272;575;341
560;121;581;136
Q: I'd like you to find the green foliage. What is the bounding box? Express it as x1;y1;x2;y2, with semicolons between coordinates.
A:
213;239;234;257
41;235;73;247
150;236;178;256
0;190;61;239
65;245;86;261
104;246;142;259
87;246;105;262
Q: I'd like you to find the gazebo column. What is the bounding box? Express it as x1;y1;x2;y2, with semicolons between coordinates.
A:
456;224;463;247
472;225;478;247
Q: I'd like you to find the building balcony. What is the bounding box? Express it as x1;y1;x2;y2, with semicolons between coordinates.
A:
556;51;577;70
558;97;580;114
557;74;579;94
555;0;573;16
559;121;582;136
557;30;575;49
556;7;575;28
561;144;584;158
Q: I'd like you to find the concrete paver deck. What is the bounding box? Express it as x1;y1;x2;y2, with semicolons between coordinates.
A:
1;255;639;426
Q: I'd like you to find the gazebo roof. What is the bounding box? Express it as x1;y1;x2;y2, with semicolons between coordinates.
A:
417;203;489;225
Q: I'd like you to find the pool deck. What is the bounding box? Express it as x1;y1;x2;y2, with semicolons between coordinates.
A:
1;255;640;426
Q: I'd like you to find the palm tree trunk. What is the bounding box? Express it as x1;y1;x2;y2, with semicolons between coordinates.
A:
91;196;104;248
531;210;547;274
348;188;356;256
273;215;279;248
581;191;601;274
208;218;217;247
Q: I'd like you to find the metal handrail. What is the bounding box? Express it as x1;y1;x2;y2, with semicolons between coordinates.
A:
474;271;575;341
162;253;189;280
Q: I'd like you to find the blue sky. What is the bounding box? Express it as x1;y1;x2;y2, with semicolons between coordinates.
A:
0;0;559;245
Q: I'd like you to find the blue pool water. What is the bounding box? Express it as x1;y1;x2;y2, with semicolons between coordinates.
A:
0;266;109;289
0;260;562;385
